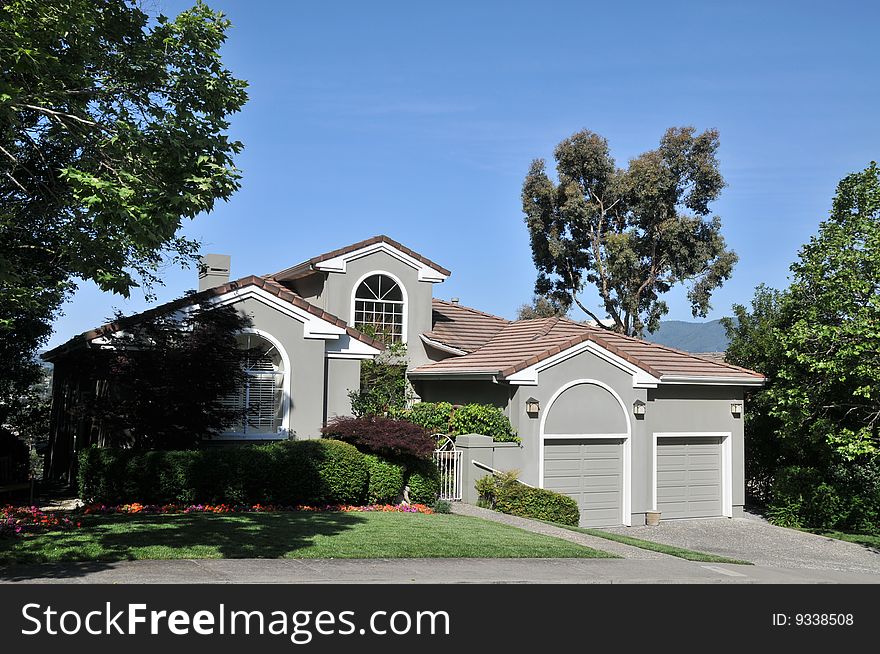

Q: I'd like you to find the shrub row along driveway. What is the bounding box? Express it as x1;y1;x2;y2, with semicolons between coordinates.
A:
606;514;880;575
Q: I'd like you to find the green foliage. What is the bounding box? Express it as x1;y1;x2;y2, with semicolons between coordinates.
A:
402;402;519;442
516;295;569;320
432;499;452;514
77;439;370;506
522;127;736;336
476;471;579;526
727;163;880;530
364;454;405;504
406;401;454;434
449;404;519;443
405;460;440;505
269;440;369;505
86;303;254;449
0;0;247;421
348;339;411;417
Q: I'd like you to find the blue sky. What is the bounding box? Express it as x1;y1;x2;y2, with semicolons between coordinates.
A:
46;0;880;347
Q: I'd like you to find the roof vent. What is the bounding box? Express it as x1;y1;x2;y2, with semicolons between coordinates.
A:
199;253;231;291
450;297;459;304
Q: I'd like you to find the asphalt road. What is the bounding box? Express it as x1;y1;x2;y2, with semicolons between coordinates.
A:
1;556;879;584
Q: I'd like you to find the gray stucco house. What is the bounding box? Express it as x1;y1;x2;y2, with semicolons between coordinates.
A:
45;235;764;527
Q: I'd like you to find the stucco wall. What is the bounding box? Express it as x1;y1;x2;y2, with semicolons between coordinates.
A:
324;357;361;424
645;384;745;515
509;351;645;506
310;250;438;369
234;296;328;439
411;379;512;409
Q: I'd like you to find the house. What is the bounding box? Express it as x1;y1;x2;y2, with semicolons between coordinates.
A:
44;235;764;527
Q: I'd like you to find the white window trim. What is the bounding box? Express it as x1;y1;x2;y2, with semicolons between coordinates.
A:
651;431;733;518
215;328;291;441
349;270;409;345
538;379;632;527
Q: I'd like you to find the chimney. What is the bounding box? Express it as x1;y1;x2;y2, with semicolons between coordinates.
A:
199;253;231;291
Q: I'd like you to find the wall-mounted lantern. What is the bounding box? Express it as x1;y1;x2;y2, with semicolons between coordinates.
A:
730;402;743;416
526;397;540;417
633;399;646;416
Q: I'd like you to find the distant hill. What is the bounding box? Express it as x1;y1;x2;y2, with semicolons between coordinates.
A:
644;319;730;353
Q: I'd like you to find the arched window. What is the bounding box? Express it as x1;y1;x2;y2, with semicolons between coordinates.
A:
353;273;406;343
222;333;285;435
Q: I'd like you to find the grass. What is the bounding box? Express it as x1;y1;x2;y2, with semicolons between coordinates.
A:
548;523;752;565
0;511;615;566
808;529;880;550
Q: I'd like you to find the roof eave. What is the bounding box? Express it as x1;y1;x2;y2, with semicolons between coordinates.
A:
407;369;499;381
659;374;766;386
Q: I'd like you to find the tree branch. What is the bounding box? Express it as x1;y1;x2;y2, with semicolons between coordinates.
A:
16;104;98;127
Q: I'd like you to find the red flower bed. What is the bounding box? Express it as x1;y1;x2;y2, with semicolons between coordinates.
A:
2;502;434;538
80;502;434;515
1;505;81;537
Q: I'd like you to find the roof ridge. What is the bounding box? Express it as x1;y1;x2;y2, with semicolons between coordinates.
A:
597;328;763;376
549;318;761;377
531;316;562;340
433;298;510;323
271;235;451;280
44;275;385;360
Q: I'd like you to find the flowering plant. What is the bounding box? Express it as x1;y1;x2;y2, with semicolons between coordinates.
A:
81;502;434;515
0;505;81;538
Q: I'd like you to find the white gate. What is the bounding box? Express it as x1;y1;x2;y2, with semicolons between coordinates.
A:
433;436;462;501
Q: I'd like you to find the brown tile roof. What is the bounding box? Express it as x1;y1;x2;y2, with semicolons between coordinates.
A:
270;235;451;281
412;316;764;383
423;299;509;353
43;276;385;361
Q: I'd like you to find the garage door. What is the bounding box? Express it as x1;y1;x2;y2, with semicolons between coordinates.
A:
656;437;722;519
543;439;623;527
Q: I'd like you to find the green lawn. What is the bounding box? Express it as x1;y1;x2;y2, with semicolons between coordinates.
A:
809;530;880;550
0;512;614;565
549;523;752;565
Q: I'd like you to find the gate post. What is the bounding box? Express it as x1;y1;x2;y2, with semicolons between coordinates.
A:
453;434;496;504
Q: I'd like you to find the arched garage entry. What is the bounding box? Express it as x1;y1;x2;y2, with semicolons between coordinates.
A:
539;380;631;527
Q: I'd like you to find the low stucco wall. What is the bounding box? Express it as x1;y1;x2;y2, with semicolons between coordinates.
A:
454;434;525;504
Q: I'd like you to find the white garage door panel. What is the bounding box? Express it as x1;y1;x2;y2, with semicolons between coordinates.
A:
657;437;722;519
543;439;623;527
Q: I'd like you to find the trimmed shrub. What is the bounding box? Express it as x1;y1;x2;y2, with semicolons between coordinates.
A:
407;402;454;434
77;439;369;506
475;471;579;526
405;460;441;504
495;484;579;526
321;415;435;459
432;499;452;514
364;454;406;504
266;439;368;505
449;404;519;443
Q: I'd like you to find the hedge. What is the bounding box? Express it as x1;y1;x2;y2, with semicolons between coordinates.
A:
364;454;406;504
476;472;579;526
78;440;369;506
405;460;441;505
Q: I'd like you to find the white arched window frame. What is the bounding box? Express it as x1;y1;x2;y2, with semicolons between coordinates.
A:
350;270;408;344
218;329;291;439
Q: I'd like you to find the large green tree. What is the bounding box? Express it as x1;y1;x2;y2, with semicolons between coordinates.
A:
0;0;247;407
725;163;880;528
774;162;880;460
522;127;737;336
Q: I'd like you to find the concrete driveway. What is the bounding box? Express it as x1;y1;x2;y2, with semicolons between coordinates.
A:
606;513;880;576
